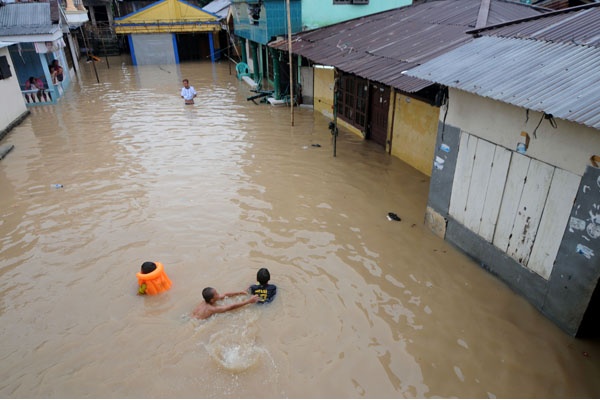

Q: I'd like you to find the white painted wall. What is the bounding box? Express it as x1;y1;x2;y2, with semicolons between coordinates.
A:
444;89;600;176
0;47;28;133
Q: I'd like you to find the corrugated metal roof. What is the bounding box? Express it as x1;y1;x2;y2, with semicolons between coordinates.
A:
469;4;600;47
203;0;230;19
405;35;600;129
0;2;57;36
269;0;544;92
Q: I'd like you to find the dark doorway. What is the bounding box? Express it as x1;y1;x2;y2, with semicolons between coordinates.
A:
176;33;211;62
578;282;600;338
368;83;389;147
92;5;109;23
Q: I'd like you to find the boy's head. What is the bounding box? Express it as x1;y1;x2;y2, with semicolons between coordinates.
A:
141;261;157;274
202;287;216;303
257;268;270;285
182;79;189;88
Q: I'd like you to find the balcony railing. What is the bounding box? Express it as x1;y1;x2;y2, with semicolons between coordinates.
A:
22;88;57;106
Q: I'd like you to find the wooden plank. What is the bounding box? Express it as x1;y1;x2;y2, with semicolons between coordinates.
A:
507;158;554;265
464;138;496;233
449;132;477;225
528;168;581;279
493;153;530;252
479;146;512;242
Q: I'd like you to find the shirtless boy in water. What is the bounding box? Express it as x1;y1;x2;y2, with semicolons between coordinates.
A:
192;287;259;320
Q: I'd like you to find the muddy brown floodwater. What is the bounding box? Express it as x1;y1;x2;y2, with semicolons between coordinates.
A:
0;59;599;398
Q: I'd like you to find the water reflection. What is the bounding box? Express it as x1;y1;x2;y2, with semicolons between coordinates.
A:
0;58;598;398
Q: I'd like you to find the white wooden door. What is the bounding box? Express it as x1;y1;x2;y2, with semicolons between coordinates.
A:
449;131;581;280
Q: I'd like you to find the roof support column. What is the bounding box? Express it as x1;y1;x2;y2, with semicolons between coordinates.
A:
209;32;215;63
239;37;247;64
270;48;280;100
250;41;259;83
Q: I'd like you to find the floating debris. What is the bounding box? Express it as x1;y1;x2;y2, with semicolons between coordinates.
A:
387;212;401;221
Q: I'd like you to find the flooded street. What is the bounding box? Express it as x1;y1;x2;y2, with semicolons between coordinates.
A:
1;59;599;398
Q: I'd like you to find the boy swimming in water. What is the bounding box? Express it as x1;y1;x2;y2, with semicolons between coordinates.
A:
192;287;259;320
248;267;277;304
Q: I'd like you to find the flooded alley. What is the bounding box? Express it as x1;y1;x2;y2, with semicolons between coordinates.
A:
0;59;599;398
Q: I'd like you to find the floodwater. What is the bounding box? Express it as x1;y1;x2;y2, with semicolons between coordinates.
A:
0;58;599;398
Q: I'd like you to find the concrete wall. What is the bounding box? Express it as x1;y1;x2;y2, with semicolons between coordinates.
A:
427;88;600;336
0;47;28;140
390;93;438;176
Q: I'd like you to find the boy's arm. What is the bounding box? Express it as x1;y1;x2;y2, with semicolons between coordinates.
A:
213;295;259;314
222;291;248;298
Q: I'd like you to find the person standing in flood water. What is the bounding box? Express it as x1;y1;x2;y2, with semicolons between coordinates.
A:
192;287;259;320
180;79;197;105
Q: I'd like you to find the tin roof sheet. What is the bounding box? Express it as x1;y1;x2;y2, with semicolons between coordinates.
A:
405;35;600;129
0;2;57;36
203;0;230;19
469;4;600;47
270;0;544;92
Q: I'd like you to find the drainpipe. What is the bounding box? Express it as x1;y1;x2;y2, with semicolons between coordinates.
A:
271;48;280;100
250;41;259;83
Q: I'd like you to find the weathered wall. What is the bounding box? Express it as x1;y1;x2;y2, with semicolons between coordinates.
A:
390;93;438;176
313;67;334;119
0;47;28;139
445;89;600;176
428;88;600;335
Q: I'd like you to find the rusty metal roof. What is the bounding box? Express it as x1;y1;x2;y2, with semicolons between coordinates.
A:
405;33;600;129
269;0;544;93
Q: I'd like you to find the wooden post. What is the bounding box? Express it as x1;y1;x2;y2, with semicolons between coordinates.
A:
286;0;294;126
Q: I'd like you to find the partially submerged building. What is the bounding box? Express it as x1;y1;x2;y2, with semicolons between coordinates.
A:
405;4;600;336
114;0;223;65
270;0;545;176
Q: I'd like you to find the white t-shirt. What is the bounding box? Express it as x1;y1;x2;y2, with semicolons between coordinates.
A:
181;86;197;101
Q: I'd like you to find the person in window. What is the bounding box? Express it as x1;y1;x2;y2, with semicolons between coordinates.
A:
49;60;64;84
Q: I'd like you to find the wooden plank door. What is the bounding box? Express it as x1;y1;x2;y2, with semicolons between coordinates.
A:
368;83;389;147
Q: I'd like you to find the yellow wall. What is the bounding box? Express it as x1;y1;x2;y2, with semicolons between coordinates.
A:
313;68;334;118
390;94;439;177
